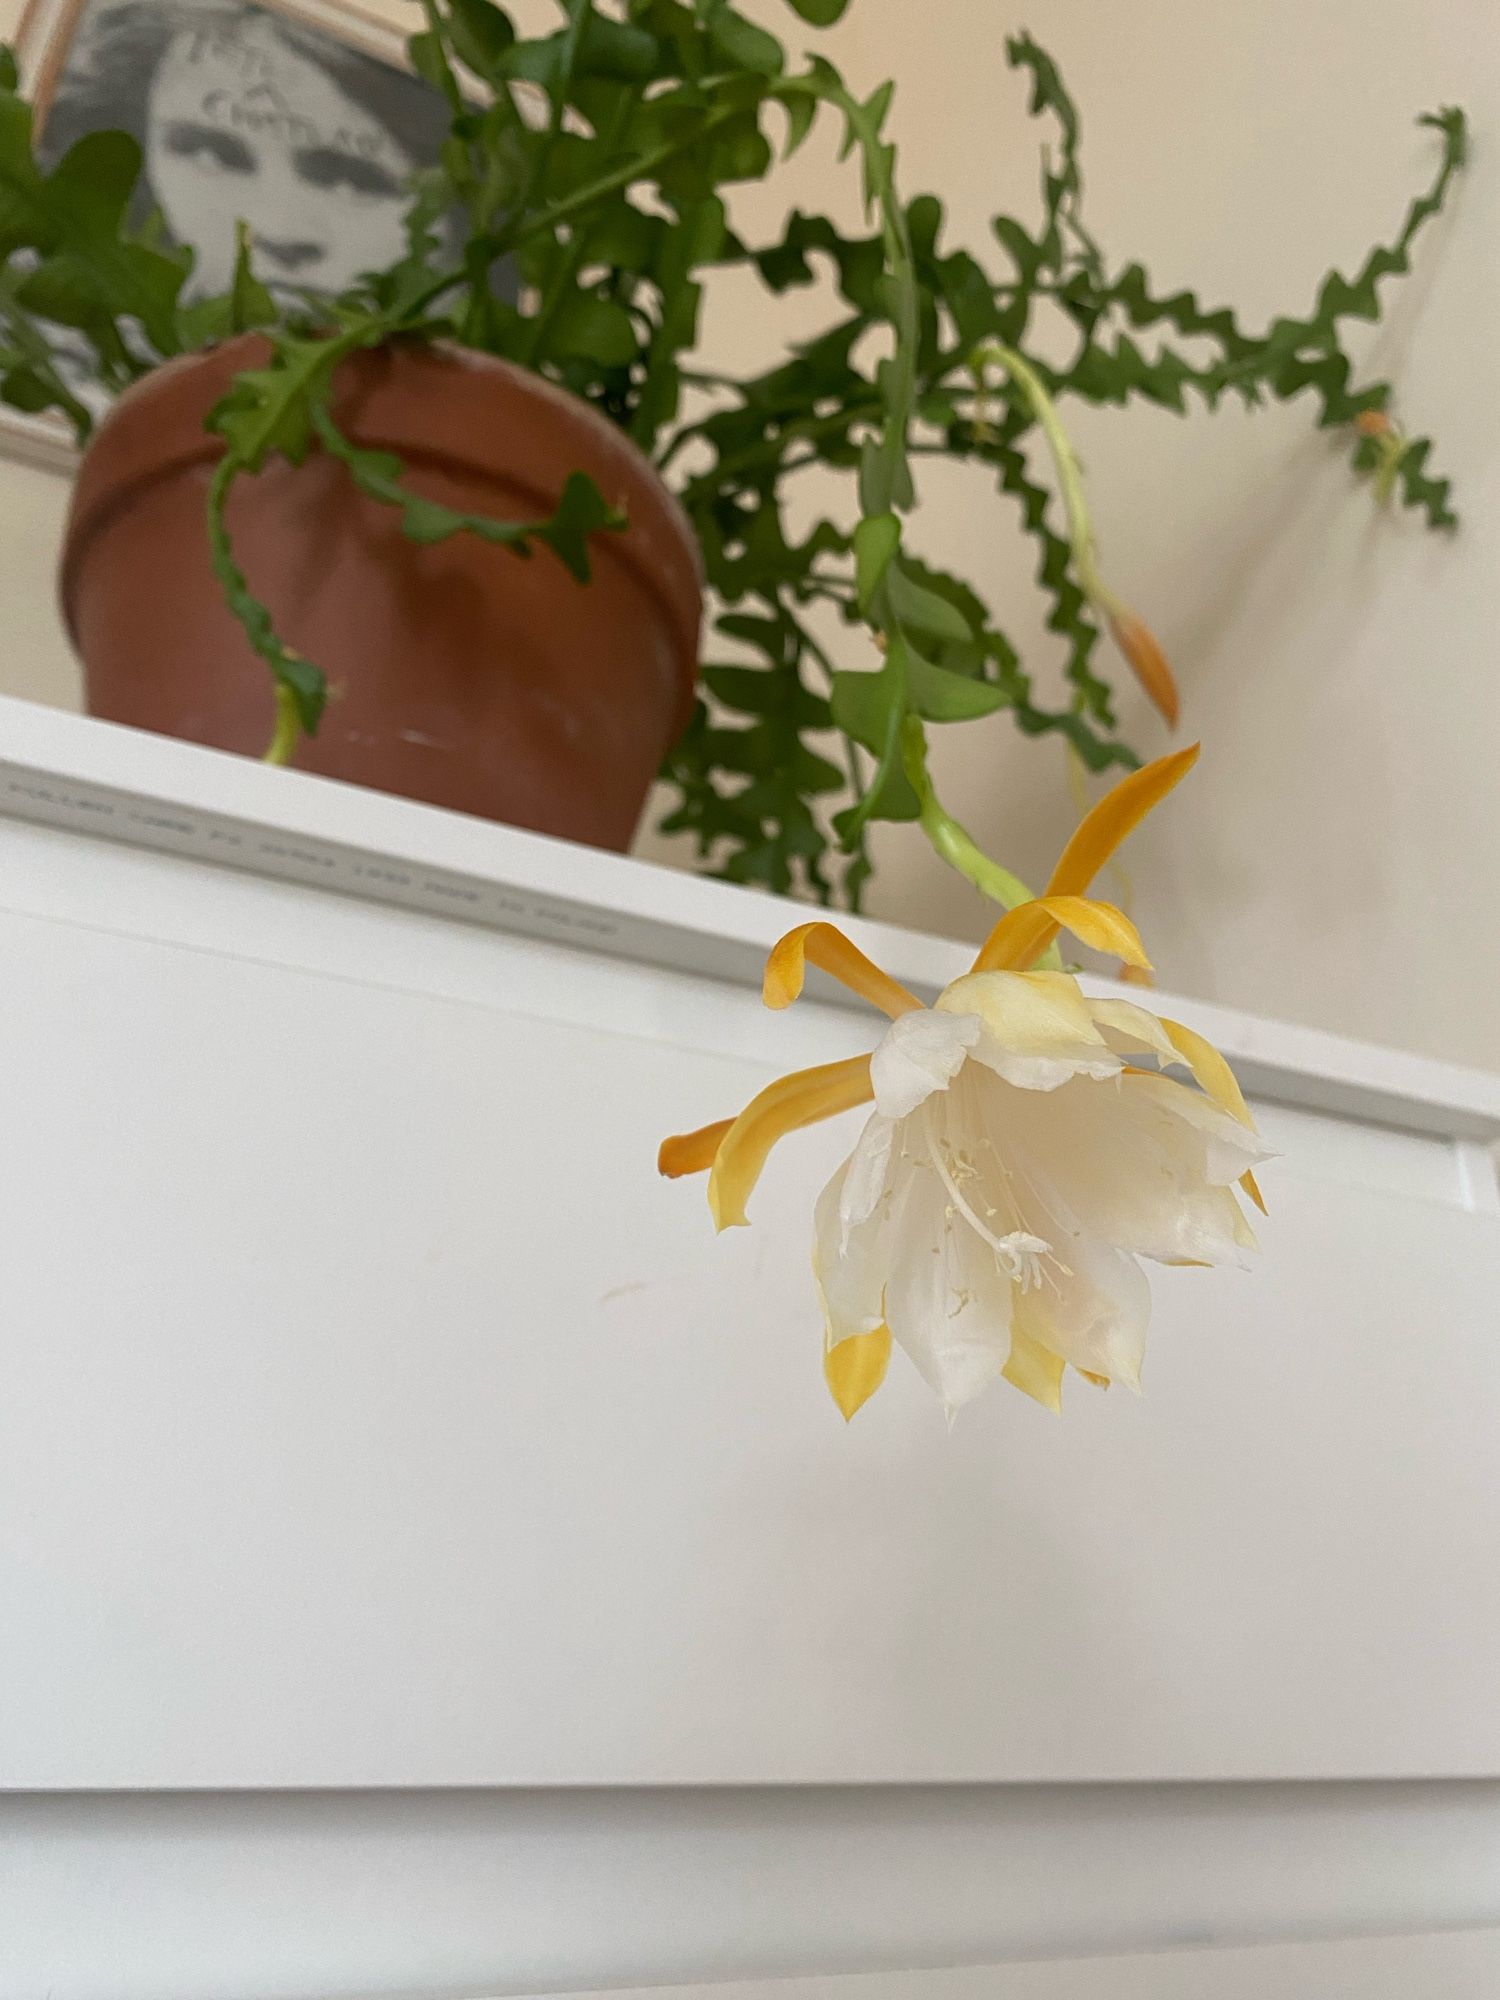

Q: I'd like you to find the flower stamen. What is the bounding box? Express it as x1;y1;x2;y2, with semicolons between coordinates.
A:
995;1231;1052;1291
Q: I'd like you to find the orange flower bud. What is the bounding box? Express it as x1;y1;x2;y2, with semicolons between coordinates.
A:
1355;409;1393;439
1105;608;1179;729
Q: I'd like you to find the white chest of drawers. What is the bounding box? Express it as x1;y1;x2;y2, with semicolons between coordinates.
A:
2;695;1499;1996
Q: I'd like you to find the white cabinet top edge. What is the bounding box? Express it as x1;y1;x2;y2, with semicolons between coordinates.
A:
2;692;1496;1144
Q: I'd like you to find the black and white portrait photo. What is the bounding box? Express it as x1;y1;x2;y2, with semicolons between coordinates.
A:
5;0;469;454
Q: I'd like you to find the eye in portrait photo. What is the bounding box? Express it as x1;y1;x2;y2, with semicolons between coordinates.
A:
7;0;495;455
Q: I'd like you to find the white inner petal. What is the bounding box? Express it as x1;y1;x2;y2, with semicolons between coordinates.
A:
969;1036;1122;1093
838;1112;896;1248
882;1158;1014;1413
870;1007;981;1120
939;1066;1152;1389
918;1091;1055;1274
813;1150;891;1346
995;1067;1266;1269
1112;1070;1270;1185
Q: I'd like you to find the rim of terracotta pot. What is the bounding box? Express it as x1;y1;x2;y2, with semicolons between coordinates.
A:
61;335;705;742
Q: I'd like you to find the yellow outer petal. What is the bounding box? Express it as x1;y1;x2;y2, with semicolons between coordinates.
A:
1002;1328;1065;1412
971;747;1199;975
937;967;1112;1060
1158;1017;1255;1129
764;922;920;1020
708;1054;874;1232
1045;745;1200;899
1087;995;1179;1064
825;1325;891;1421
971;895;1152;975
658;1119;734;1179
1241;1167;1269;1216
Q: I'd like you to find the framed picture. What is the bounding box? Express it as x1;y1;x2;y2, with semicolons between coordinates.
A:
3;0;468;468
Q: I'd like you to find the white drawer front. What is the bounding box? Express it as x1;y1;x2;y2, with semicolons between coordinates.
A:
2;820;1499;1789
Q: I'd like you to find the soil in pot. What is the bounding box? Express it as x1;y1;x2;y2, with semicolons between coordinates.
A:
61;336;702;851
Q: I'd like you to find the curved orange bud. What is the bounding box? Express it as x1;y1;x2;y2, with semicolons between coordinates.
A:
1106;608;1179;729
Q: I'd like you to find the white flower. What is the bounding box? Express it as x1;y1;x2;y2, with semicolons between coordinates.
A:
661;746;1271;1423
815;969;1268;1415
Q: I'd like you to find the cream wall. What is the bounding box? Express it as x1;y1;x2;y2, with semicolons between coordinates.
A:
2;0;1495;1068
0;443;79;707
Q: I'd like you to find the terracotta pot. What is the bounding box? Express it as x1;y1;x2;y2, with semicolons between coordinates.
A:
61;337;702;850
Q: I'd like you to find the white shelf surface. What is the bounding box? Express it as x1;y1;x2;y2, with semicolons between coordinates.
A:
3;693;1497;1145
